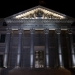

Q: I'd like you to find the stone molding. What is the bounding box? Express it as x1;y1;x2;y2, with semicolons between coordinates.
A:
44;28;49;34
68;28;73;34
55;28;61;34
30;28;35;34
6;19;73;24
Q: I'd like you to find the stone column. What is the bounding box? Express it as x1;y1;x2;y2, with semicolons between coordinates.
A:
4;28;11;68
68;28;75;67
30;29;35;68
44;28;49;68
16;29;23;68
56;29;63;67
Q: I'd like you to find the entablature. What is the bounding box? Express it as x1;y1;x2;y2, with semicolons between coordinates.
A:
6;19;73;24
5;19;73;30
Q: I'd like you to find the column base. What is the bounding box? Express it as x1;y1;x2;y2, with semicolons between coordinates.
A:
72;66;75;68
59;66;64;69
46;66;49;68
4;67;7;68
3;66;7;68
15;66;20;69
55;66;64;69
30;66;33;68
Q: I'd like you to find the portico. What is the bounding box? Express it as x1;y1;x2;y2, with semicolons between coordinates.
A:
2;5;75;68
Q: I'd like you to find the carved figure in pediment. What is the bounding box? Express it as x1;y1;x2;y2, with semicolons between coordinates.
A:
35;10;44;17
14;8;65;19
30;14;34;18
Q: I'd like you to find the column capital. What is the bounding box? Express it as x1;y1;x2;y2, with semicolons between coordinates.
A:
6;28;11;34
18;28;23;34
55;28;61;34
30;28;35;34
44;28;49;34
68;28;72;34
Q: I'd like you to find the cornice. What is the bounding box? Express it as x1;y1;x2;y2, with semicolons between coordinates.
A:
5;19;73;24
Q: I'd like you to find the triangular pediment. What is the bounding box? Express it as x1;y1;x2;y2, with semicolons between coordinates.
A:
7;6;67;19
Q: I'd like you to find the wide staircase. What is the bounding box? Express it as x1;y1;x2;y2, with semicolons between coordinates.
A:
0;67;75;75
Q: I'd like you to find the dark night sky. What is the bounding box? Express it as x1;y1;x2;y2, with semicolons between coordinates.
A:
0;0;75;18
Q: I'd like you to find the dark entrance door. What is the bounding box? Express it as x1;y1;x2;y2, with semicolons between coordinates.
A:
0;55;3;67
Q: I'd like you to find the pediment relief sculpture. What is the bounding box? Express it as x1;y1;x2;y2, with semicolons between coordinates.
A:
14;8;65;19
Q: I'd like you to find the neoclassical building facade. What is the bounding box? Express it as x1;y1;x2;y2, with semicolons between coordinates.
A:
0;5;75;69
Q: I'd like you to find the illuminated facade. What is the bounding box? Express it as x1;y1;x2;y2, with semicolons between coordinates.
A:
0;5;75;69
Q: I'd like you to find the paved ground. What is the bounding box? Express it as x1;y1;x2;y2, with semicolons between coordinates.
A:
7;68;71;75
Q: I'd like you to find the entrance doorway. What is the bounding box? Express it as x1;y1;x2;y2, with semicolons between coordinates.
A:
0;55;3;67
35;50;44;68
